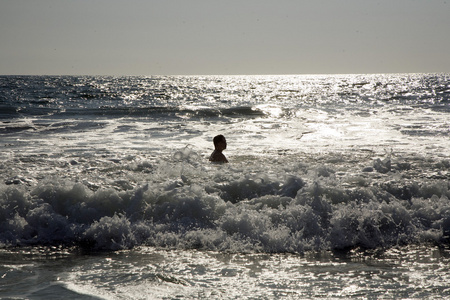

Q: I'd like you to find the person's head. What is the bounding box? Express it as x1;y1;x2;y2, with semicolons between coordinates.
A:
213;135;227;151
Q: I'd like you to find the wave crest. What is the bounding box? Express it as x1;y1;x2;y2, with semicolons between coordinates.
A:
1;158;449;253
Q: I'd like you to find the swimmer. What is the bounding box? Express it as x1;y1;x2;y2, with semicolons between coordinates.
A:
209;134;228;163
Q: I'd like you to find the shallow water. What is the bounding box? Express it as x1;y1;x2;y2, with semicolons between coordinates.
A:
1;245;450;299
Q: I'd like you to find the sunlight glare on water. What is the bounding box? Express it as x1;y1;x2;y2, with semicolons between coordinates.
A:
53;246;450;299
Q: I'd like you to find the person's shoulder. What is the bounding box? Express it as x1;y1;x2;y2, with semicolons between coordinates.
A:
209;151;228;163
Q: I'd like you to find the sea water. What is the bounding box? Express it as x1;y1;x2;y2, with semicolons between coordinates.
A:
0;74;449;299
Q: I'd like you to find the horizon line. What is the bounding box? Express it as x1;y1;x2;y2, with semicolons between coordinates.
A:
1;71;448;77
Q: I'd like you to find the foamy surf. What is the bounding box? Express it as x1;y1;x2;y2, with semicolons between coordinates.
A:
1;147;449;252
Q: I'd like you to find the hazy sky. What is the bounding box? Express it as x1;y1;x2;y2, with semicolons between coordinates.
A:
1;0;449;75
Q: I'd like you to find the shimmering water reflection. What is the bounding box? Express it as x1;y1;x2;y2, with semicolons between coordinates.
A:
32;245;446;299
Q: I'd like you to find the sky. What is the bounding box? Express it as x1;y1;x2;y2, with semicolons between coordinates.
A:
1;0;449;75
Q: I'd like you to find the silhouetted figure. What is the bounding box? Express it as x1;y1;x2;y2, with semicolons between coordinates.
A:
209;135;228;163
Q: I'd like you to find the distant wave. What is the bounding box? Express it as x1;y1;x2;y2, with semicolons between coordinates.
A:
63;105;267;118
0;105;268;124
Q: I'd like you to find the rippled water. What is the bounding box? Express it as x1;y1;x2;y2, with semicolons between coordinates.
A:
2;245;449;299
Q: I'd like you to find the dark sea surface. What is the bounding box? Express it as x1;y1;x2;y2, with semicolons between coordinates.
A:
1;74;449;299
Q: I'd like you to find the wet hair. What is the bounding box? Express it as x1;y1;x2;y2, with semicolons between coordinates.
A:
213;135;226;146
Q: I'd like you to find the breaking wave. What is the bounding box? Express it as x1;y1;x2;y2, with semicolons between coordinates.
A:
1;150;449;253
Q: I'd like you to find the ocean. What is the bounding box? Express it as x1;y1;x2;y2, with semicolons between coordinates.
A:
0;74;449;299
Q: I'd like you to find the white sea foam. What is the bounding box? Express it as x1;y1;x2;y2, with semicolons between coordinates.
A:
1;146;449;252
